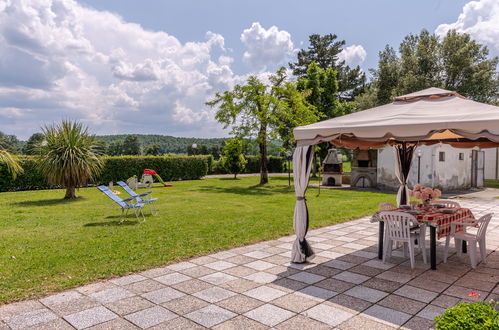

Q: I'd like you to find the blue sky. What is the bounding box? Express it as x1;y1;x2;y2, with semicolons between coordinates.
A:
0;0;497;139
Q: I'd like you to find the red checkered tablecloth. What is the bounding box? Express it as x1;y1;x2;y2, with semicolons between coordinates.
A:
373;208;475;240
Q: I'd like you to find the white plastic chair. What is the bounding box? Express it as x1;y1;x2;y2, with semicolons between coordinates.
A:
380;212;427;269
433;200;461;208
443;213;493;268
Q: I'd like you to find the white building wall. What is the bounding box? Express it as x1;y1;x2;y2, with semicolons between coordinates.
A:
483;148;499;180
377;144;473;192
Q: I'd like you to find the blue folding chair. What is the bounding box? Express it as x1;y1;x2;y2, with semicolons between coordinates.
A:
116;181;158;215
97;185;146;222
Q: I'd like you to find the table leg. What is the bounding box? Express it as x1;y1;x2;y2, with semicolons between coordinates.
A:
378;221;384;260
430;226;436;270
462;240;467;254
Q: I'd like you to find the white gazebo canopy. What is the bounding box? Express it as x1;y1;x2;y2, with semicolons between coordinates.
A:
290;87;499;263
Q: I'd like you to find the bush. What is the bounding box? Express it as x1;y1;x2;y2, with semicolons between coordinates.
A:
208;155;285;174
0;155;210;192
434;300;498;330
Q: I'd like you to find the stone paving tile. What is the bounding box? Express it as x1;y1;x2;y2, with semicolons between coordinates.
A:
243;285;287;302
287;271;325;284
0;300;45;320
87;317;139;329
363;304;412;327
275;314;330;330
154;272;191;285
323;259;356;270
4;309;58;330
333;271;370;284
141;287;185;304
344;285;389;303
272;278;308;291
138;267;173;279
297;285;338;301
376;270;415;284
167;261;196;271
443;285;488;301
193;287;237;303
89;287;135;304
378;294;426;315
105;296;154;315
185;305;237;328
180;265;216;278
219;278;261;293
431;294;461;309
417;304;446;321
244;250;272;259
64;306;117;329
342;315;397;330
263;254;289;265
305;264;342;277
223;265;257;277
216;294;265;314
40;290;82;306
226;255;257;265
349;264;384;277
213;315;269;330
265;265;300;277
394;285;440;303
172;278;214;294
328;293;373;312
455;277;497;291
125;306;177;328
315;278;355;293
161;296;208;315
189;255;218;265
407;276;450;293
45;296;100;316
205;260;237;271
200;271;238;285
244;271;280;284
272;293;318;313
302;302;354;326
244;303;295;327
110;274;146;286
402;316;435;330
245;260;276;271
149;316;204;330
124;279;166;294
76;281;117;295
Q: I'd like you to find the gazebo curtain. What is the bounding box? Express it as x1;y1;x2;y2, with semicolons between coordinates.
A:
394;143;415;206
291;145;315;263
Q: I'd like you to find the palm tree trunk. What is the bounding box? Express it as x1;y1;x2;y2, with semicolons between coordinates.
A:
64;187;76;199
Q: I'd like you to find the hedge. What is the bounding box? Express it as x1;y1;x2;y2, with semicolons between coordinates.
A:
209;155;286;174
0;155;210;192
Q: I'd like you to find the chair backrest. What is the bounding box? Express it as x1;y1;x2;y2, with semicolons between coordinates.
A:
116;181;137;197
379;202;396;211
476;213;493;239
379;212;417;241
97;185;127;208
434;200;461;208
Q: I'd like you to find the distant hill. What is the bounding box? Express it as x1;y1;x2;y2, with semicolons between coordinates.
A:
95;134;227;154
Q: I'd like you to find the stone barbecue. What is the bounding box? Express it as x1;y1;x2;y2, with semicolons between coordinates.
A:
321;148;343;186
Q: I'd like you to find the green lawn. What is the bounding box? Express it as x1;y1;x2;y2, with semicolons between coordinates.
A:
485;179;499;189
0;176;394;304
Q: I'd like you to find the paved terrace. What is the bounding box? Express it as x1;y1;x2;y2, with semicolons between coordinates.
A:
1;198;498;329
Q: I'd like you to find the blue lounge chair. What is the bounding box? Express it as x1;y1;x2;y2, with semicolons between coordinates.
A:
116;181;158;215
97;185;146;222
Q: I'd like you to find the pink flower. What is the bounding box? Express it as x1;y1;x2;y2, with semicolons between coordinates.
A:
414;184;422;191
434;189;442;198
413;191;422;199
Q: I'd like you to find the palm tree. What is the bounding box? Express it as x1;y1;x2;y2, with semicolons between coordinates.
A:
38;120;103;199
0;149;23;179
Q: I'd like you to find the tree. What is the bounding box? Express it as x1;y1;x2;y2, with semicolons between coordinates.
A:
38;120;103;199
0;150;23;179
107;140;124;156
207;67;320;184
0;131;20;154
290;34;366;101
221;138;247;178
23;133;45;155
362;29;498;106
144;143;161;156
122;135;141;155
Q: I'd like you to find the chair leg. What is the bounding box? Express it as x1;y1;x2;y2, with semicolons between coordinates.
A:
403;242;408;257
444;235;451;263
469;241;478;268
408;241;415;269
455;238;462;257
420;233;427;264
479;238;487;264
139;207;146;222
383;238;392;263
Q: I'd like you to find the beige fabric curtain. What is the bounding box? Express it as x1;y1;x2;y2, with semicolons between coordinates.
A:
291;145;315;263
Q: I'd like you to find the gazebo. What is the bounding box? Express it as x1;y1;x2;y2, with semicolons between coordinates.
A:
291;87;499;268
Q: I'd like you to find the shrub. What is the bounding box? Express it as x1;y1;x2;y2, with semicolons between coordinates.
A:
0;155;210;192
434;300;498;330
208;156;285;174
221;139;247;178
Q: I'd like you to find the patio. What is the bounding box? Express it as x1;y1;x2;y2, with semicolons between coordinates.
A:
1;196;498;329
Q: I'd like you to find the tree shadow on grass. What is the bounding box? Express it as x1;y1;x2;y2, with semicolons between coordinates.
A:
197;184;294;196
84;219;139;227
12;197;86;207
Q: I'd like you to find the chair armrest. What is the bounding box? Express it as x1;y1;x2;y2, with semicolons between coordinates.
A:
137;191;152;197
122;196;137;202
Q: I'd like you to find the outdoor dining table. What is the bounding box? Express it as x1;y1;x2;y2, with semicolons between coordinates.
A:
371;207;475;270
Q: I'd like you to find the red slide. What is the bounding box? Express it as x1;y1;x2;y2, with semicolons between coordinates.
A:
143;169;172;187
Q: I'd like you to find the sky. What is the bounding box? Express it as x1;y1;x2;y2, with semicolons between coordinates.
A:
0;0;498;140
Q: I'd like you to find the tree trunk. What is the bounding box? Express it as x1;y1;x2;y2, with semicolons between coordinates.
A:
64;186;76;199
234;173;237;179
259;127;268;185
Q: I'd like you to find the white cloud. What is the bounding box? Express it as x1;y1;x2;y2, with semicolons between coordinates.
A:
338;45;367;67
435;0;499;56
0;0;240;138
241;22;294;71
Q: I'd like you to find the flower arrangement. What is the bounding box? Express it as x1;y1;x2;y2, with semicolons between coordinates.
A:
410;184;441;203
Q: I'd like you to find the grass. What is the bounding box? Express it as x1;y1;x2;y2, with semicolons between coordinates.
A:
485;179;499;189
0;176;394;304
